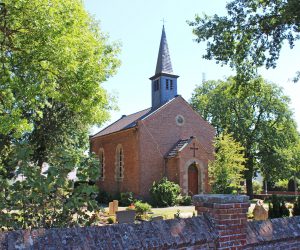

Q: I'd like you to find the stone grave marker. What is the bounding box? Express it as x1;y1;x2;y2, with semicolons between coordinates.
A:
115;210;136;223
253;200;268;220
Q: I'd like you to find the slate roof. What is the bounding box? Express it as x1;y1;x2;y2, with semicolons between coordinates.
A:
92;108;152;138
165;137;194;158
155;25;173;74
92;97;179;138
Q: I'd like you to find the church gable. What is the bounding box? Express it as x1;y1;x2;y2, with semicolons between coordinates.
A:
138;95;214;156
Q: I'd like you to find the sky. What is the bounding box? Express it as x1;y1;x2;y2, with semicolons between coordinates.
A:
84;0;300;134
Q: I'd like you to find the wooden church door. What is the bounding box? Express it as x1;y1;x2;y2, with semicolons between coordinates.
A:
188;164;198;195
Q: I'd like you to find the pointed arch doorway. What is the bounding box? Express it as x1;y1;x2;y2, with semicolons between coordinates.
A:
188;163;198;195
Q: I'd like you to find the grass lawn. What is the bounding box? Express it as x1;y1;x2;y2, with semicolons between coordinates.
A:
104;205;196;219
150;206;196;219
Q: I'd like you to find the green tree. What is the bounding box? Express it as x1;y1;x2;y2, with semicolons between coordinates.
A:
209;131;246;194
189;0;300;81
279;140;300;193
0;0;120;230
190;77;298;198
0;0;120;169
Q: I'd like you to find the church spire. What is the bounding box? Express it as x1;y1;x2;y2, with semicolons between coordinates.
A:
155;25;173;74
150;26;179;109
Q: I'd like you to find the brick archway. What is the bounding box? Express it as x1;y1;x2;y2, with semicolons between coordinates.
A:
182;158;205;195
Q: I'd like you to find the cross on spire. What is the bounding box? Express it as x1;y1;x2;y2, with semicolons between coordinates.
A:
190;143;199;157
161;18;167;26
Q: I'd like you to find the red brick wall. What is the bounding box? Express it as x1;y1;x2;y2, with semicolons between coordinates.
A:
90;129;140;195
138;96;214;197
166;157;180;183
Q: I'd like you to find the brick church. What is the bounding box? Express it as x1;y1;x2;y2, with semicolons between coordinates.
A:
90;26;215;198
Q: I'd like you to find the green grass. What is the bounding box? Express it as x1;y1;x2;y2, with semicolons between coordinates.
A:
150;206;195;219
105;205;196;219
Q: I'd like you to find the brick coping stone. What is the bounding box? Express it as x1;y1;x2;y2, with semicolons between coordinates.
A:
193;194;249;204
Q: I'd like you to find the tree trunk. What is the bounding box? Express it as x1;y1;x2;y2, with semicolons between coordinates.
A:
294;174;298;196
244;149;254;199
246;177;253;199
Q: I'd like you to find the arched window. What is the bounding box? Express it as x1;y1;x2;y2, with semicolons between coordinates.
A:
99;148;105;180
115;144;124;181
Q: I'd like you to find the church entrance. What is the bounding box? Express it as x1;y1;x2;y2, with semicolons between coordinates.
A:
188;163;198;195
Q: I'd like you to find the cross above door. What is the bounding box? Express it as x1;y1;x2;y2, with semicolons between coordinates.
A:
190;143;199;157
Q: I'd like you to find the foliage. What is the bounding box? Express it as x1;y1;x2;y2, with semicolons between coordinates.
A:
150;177;181;207
0;146;101;230
0;0;120;231
279;141;300;192
97;190;112;205
292;197;300;216
178;195;192;206
0;0;120;173
268;195;297;203
107;216;115;224
209;131;246;194
274;179;289;191
268;195;289;219
190;77;298;197
189;0;300;82
134;200;152;216
119;192;135;206
252;180;262;195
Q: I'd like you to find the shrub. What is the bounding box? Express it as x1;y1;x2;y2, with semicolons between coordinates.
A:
134;200;152;216
97;190;112;204
292;197;300;216
150;177;181;207
119;192;135;206
107;216;115;224
179;195;192;206
268;195;289;218
252;180;262;194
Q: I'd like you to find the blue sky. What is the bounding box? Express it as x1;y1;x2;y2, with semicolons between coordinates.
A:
84;0;300;133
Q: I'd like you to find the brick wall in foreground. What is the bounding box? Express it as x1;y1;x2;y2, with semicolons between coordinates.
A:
1;195;300;250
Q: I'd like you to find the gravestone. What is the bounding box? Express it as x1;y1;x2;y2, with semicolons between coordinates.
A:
115;210;136;223
113;200;119;213
108;202;114;215
253;200;268;220
151;216;164;221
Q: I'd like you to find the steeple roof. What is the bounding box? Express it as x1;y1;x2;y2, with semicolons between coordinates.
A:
155;25;173;74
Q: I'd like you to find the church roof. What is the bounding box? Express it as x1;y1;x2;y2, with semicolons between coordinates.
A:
92;96;180;138
91;108;152;138
165;138;194;158
155;25;173;74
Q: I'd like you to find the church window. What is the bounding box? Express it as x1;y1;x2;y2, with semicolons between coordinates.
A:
176;114;185;126
170;80;173;90
154;79;159;91
166;79;169;90
115;144;124;181
99;148;105;180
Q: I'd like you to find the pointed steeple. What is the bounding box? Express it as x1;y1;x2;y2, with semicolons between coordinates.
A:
149;26;179;109
155;25;173;74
